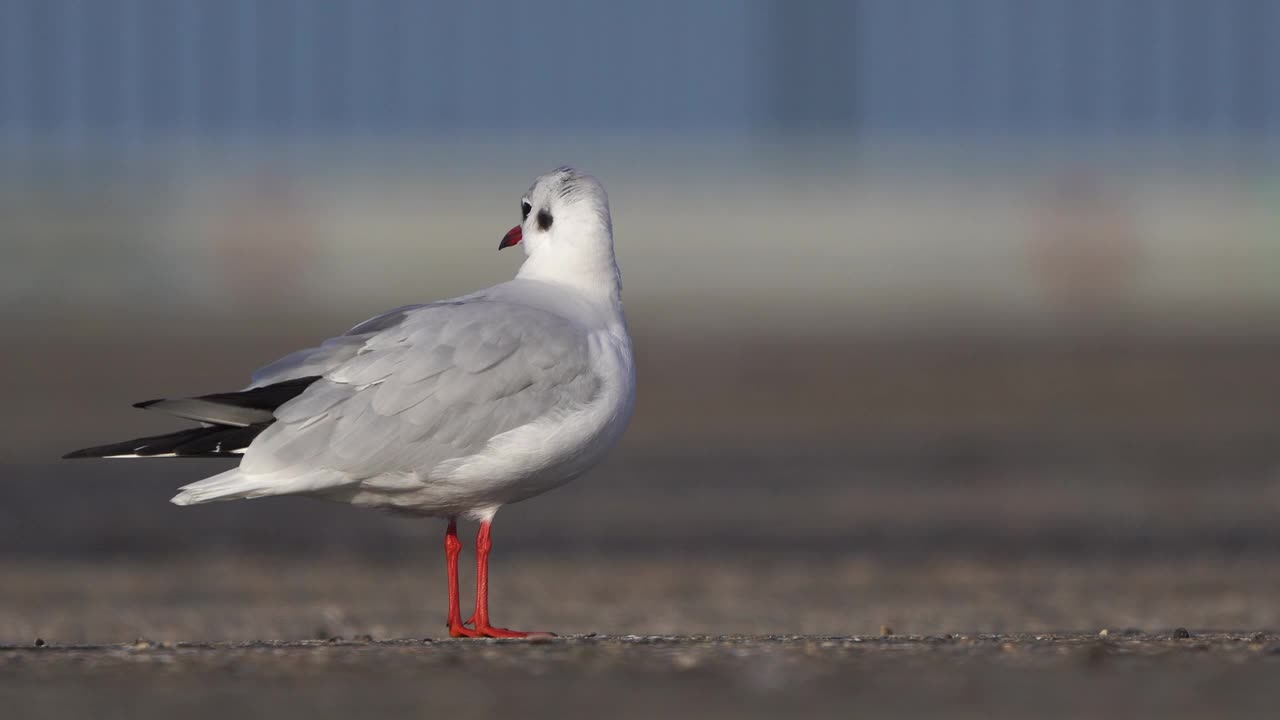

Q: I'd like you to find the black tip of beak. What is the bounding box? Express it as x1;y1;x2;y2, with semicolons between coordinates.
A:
499;225;522;250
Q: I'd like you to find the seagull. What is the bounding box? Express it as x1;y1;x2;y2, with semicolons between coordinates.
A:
65;167;636;639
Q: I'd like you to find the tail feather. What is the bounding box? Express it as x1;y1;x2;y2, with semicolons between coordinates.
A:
171;467;353;506
171;468;259;505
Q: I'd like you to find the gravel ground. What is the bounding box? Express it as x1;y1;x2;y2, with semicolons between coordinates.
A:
4;550;1280;719
6;552;1280;642
4;633;1280;719
8;448;1280;718
8;333;1280;717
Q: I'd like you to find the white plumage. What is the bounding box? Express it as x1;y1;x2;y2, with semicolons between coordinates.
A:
172;167;635;523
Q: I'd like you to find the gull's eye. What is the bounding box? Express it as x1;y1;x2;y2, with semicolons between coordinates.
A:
537;208;553;231
521;200;532;220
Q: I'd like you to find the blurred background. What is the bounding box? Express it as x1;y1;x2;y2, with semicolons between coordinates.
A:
4;0;1280;646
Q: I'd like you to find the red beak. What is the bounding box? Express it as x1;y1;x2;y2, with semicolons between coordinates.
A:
499;225;522;250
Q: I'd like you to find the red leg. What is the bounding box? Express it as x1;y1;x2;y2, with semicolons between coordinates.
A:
462;520;553;639
444;518;472;636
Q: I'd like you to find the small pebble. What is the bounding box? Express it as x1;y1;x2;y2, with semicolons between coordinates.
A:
1251;632;1267;643
1097;629;1109;638
880;626;893;637
34;638;45;647
1173;628;1191;639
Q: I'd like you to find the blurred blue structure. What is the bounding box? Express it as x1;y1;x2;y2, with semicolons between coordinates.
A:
1;1;1277;331
1;0;1276;142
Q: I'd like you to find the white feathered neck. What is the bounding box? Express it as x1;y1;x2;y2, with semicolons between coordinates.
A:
514;168;622;309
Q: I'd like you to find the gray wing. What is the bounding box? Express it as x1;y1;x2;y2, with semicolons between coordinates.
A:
238;300;599;479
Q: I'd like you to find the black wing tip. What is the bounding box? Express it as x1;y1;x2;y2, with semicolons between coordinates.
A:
62;451;239;460
71;379;319;460
62;441;139;459
62;445;137;459
60;424;269;461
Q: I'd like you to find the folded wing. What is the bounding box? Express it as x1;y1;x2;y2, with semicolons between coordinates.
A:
238;300;600;483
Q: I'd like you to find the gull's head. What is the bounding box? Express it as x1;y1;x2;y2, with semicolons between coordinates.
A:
499;166;613;260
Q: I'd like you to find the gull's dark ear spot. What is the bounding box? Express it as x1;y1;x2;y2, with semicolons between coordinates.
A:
537;209;553;231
